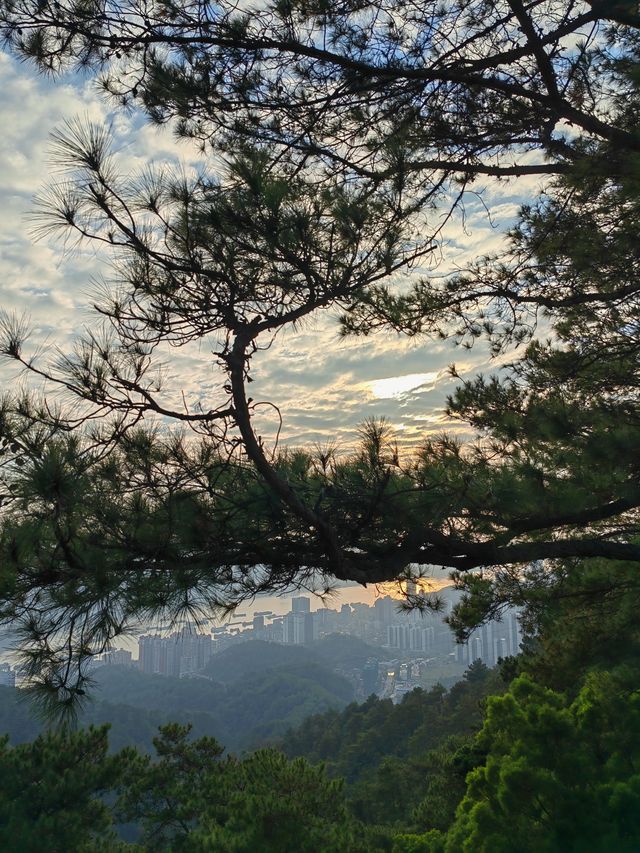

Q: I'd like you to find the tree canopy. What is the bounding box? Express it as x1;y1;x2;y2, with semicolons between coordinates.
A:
395;554;640;852
0;721;375;851
0;0;639;697
5;557;639;851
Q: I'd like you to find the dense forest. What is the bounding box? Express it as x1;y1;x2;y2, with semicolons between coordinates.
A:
0;639;360;753
0;556;638;850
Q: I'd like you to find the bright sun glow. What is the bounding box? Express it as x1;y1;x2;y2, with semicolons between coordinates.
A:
368;372;438;399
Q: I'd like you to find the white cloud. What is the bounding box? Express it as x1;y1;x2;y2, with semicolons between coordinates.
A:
0;51;527;455
366;372;439;399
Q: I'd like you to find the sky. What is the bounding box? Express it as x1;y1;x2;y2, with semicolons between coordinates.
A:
0;49;545;456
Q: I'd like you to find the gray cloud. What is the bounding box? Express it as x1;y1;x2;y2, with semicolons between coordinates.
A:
0;52;519;456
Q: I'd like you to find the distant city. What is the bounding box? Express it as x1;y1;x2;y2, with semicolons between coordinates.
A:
0;585;521;702
67;585;523;704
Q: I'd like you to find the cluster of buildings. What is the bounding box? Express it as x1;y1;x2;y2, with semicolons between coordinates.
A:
138;626;215;677
361;609;522;703
88;625;216;679
0;663;15;688
387;624;436;653
455;614;522;669
88;586;521;694
0;584;523;696
0;583;522;698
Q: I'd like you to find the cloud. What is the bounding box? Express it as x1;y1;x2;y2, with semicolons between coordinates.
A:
366;372;440;399
0;51;522;456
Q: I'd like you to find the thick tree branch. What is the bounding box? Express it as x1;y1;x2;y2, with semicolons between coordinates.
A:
227;333;347;578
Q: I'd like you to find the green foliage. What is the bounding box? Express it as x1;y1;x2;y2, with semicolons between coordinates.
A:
0;651;355;755
203;640;317;682
520;558;640;692
310;633;384;668
450;555;640;675
0;719;378;851
0;725;132;852
115;722;383;852
441;671;640;852
412;557;640;850
393;832;444;853
0;5;639;848
93;655;353;750
411;736;485;834
0;7;638;688
283;663;501;825
0;0;639;792
1;575;638;851
184;750;366;852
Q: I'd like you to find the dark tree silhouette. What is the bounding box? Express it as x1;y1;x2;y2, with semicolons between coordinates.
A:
0;0;639;702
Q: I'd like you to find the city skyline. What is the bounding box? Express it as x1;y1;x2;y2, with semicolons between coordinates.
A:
87;586;522;705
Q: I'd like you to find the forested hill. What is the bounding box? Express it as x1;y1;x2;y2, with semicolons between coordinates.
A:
93;638;380;748
311;634;385;668
0;636;386;755
0;656;355;754
203;636;383;682
280;660;504;826
1;555;639;853
93;660;353;751
203;639;317;682
0;658;507;841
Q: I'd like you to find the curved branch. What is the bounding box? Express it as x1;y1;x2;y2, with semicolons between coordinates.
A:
227;332;347;578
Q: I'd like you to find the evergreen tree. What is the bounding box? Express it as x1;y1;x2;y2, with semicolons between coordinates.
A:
431;671;640;852
0;720;380;851
0;1;638;696
117;723;377;851
0;725;133;851
398;556;640;851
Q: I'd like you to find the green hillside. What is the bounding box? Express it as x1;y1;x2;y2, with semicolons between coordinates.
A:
0;655;355;754
203;640;320;682
311;634;384;668
203;635;384;682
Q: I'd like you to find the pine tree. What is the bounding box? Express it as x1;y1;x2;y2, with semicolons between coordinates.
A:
0;2;639;695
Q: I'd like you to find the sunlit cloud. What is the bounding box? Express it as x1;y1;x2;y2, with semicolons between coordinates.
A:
0;52;520;453
367;372;439;399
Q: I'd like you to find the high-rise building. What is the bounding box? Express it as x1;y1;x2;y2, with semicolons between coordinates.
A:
454;610;522;667
386;624;436;652
266;617;284;643
0;663;15;687
387;624;411;649
374;596;395;624
339;603;352;621
102;649;133;667
303;612;316;644
314;608;338;632
408;626;435;652
138;627;213;677
283;611;316;644
292;597;311;613
139;634;162;674
165;639;182;678
283;612;304;644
